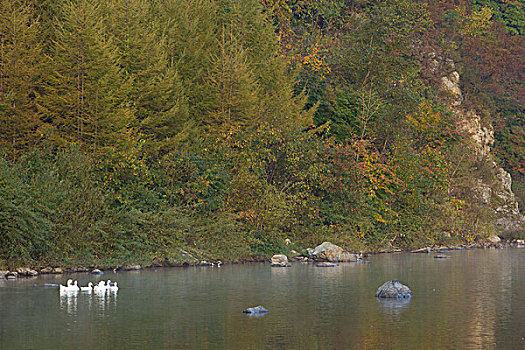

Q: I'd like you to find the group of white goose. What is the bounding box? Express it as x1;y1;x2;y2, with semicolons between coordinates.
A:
59;279;118;293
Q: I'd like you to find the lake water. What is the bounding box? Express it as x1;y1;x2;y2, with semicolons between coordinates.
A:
1;248;524;349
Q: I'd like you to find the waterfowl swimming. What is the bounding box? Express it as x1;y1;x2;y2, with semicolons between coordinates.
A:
80;282;93;292
93;281;105;292
59;279;80;292
109;282;118;292
71;280;80;291
59;279;73;293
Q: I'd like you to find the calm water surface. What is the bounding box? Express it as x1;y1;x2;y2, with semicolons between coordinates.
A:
1;248;524;349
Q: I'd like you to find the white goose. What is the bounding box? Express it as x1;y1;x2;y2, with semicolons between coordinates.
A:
105;280;118;290
59;279;79;292
59;279;73;293
109;281;119;292
93;280;106;293
80;282;93;292
71;280;80;291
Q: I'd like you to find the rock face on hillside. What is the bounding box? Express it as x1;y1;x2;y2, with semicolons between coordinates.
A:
431;54;524;231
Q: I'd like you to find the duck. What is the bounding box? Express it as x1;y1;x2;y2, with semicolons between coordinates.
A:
80;282;93;292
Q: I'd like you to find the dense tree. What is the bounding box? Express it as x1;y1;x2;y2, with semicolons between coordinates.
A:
41;0;133;149
0;0;523;268
0;0;45;154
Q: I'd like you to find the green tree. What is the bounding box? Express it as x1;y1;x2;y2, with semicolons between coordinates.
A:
0;0;45;155
41;0;133;150
102;0;189;155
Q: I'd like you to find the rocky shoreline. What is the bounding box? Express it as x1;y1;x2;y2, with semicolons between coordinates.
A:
2;237;524;281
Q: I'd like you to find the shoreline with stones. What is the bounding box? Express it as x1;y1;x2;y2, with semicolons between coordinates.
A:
2;235;524;281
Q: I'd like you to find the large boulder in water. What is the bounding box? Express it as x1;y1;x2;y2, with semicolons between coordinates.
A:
375;280;412;298
271;254;290;267
310;242;358;262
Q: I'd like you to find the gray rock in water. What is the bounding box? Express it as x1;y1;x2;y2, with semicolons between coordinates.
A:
271;254;290;267
91;269;104;275
310;242;358;262
243;305;269;314
376;280;412;299
434;254;451;259
315;262;339;267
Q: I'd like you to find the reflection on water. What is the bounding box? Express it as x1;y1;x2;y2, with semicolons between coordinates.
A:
59;291;78;315
376;297;411;316
0;249;524;349
58;288;119;318
244;312;269;319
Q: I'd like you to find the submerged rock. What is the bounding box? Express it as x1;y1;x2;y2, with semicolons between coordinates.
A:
315;262;339;267
243;305;269;314
310;242;358;262
376;280;412;299
433;254;451;259
271;254;290;267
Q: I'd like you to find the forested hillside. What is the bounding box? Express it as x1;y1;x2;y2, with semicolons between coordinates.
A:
0;0;523;268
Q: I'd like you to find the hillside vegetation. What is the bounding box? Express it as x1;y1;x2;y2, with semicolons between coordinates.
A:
0;0;523;268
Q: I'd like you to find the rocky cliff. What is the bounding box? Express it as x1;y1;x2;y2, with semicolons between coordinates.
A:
434;57;523;232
